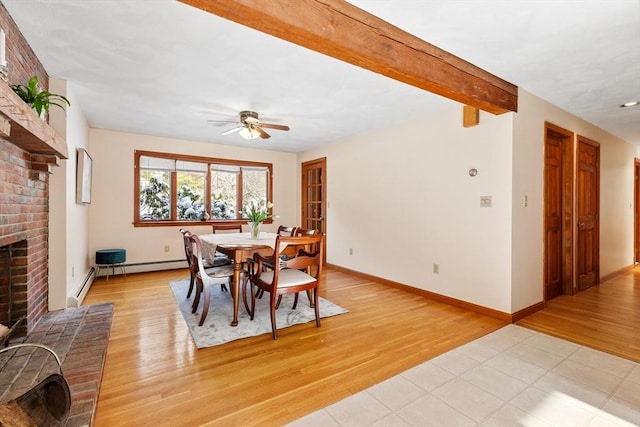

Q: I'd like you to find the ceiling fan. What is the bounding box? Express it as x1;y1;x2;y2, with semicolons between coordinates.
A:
211;110;290;140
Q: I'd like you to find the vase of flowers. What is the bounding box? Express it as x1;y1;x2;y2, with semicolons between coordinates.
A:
248;221;261;239
241;199;274;239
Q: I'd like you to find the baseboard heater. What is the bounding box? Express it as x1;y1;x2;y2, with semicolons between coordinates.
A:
68;267;95;308
68;259;187;307
109;259;187;276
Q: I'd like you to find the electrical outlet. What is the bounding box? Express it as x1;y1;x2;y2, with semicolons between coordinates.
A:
164;245;170;253
72;266;75;277
480;196;492;207
349;248;353;255
433;263;439;274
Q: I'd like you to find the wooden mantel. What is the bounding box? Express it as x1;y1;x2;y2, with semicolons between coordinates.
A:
0;81;68;159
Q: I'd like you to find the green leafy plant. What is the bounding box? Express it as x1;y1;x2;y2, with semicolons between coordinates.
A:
11;76;70;115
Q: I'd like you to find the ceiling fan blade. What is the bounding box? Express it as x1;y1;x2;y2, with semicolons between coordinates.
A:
256;127;271;139
221;125;243;135
210;120;240;127
208;118;240;124
259;123;290;131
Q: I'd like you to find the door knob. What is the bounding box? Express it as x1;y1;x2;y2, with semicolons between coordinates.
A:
578;222;585;228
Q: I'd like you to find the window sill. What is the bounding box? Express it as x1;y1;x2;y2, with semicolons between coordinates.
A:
133;219;273;228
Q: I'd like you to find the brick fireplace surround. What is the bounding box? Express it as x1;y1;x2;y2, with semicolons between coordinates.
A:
0;139;55;336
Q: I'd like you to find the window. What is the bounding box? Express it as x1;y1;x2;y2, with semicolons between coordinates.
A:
135;150;272;226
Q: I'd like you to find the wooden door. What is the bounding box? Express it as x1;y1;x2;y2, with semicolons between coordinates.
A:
576;137;600;291
544;123;574;300
301;157;326;235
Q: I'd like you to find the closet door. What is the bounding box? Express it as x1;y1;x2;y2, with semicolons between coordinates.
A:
576;137;600;291
544;123;574;300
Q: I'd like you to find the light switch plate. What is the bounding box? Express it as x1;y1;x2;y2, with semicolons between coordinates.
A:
480;196;492;207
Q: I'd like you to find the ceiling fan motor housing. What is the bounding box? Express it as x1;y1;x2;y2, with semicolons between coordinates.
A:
240;110;260;124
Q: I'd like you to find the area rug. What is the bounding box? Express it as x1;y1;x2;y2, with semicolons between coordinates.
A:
169;279;348;348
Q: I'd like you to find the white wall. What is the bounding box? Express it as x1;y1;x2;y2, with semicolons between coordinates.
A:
48;78;91;309
299;106;515;313
300;90;636;315
88;129;298;270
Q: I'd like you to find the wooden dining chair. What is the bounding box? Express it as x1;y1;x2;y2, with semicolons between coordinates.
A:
212;223;242;233
181;228;229;295
293;227;317;236
179;229;198;298
189;234;237;326
247;234;324;339
292;228;319;256
210;223;243;268
289;228;319;308
276;225;296;236
258;228;319;303
254;225;297;300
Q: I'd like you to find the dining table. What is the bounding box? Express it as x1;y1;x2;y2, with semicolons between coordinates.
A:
198;231;282;326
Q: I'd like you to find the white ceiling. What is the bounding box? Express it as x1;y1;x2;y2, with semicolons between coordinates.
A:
3;0;639;153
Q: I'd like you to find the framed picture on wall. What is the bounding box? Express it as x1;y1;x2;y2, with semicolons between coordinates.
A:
76;148;93;204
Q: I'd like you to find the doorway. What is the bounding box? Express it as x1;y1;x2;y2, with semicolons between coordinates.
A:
543;123;574;300
301;158;326;260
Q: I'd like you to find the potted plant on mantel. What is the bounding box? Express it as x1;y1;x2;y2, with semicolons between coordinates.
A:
10;75;70;118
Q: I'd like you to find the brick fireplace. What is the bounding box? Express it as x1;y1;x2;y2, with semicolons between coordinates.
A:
0;2;64;337
0;139;59;336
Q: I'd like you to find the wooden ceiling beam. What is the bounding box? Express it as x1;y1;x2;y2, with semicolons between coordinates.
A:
178;0;518;114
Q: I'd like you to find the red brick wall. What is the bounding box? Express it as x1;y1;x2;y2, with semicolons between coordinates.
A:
0;2;48;89
0;140;52;334
0;3;51;334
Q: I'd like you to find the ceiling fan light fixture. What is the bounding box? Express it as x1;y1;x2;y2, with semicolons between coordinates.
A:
239;126;261;140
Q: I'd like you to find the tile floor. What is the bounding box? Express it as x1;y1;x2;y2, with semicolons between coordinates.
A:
287;325;640;427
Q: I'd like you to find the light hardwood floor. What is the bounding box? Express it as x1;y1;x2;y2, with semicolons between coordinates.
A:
517;267;640;363
83;266;638;426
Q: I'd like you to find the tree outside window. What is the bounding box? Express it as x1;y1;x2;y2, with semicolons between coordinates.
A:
176;161;206;220
210;165;238;219
139;173;170;220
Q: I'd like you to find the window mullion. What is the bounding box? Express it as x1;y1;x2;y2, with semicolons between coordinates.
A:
237;169;244;220
205;166;212;217
170;170;177;221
